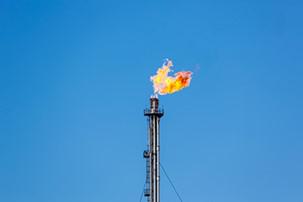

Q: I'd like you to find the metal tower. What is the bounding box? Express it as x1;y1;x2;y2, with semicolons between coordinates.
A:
144;97;164;202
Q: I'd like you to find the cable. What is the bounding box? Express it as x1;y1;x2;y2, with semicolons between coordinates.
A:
160;163;183;202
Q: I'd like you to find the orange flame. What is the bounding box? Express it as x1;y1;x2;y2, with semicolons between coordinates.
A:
151;59;192;95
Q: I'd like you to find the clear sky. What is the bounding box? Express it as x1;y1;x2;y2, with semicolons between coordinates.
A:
1;0;303;202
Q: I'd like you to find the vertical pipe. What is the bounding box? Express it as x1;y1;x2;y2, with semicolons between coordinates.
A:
156;116;160;202
153;116;156;202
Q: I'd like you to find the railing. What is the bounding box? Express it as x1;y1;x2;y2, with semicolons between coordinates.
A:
144;108;164;115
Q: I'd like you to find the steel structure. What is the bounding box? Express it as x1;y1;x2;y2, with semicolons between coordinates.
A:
143;97;164;202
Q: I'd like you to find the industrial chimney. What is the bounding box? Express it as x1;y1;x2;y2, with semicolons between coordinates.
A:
143;96;164;202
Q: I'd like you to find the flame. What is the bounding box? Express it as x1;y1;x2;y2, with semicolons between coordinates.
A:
151;59;192;95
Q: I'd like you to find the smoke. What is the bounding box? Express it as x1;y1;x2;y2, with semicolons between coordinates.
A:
151;59;192;95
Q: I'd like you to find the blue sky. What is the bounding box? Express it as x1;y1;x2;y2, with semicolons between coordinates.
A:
0;0;303;201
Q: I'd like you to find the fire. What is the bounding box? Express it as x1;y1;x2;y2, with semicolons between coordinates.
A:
151;59;192;95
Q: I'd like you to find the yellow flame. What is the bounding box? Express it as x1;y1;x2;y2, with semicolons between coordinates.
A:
151;59;192;95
